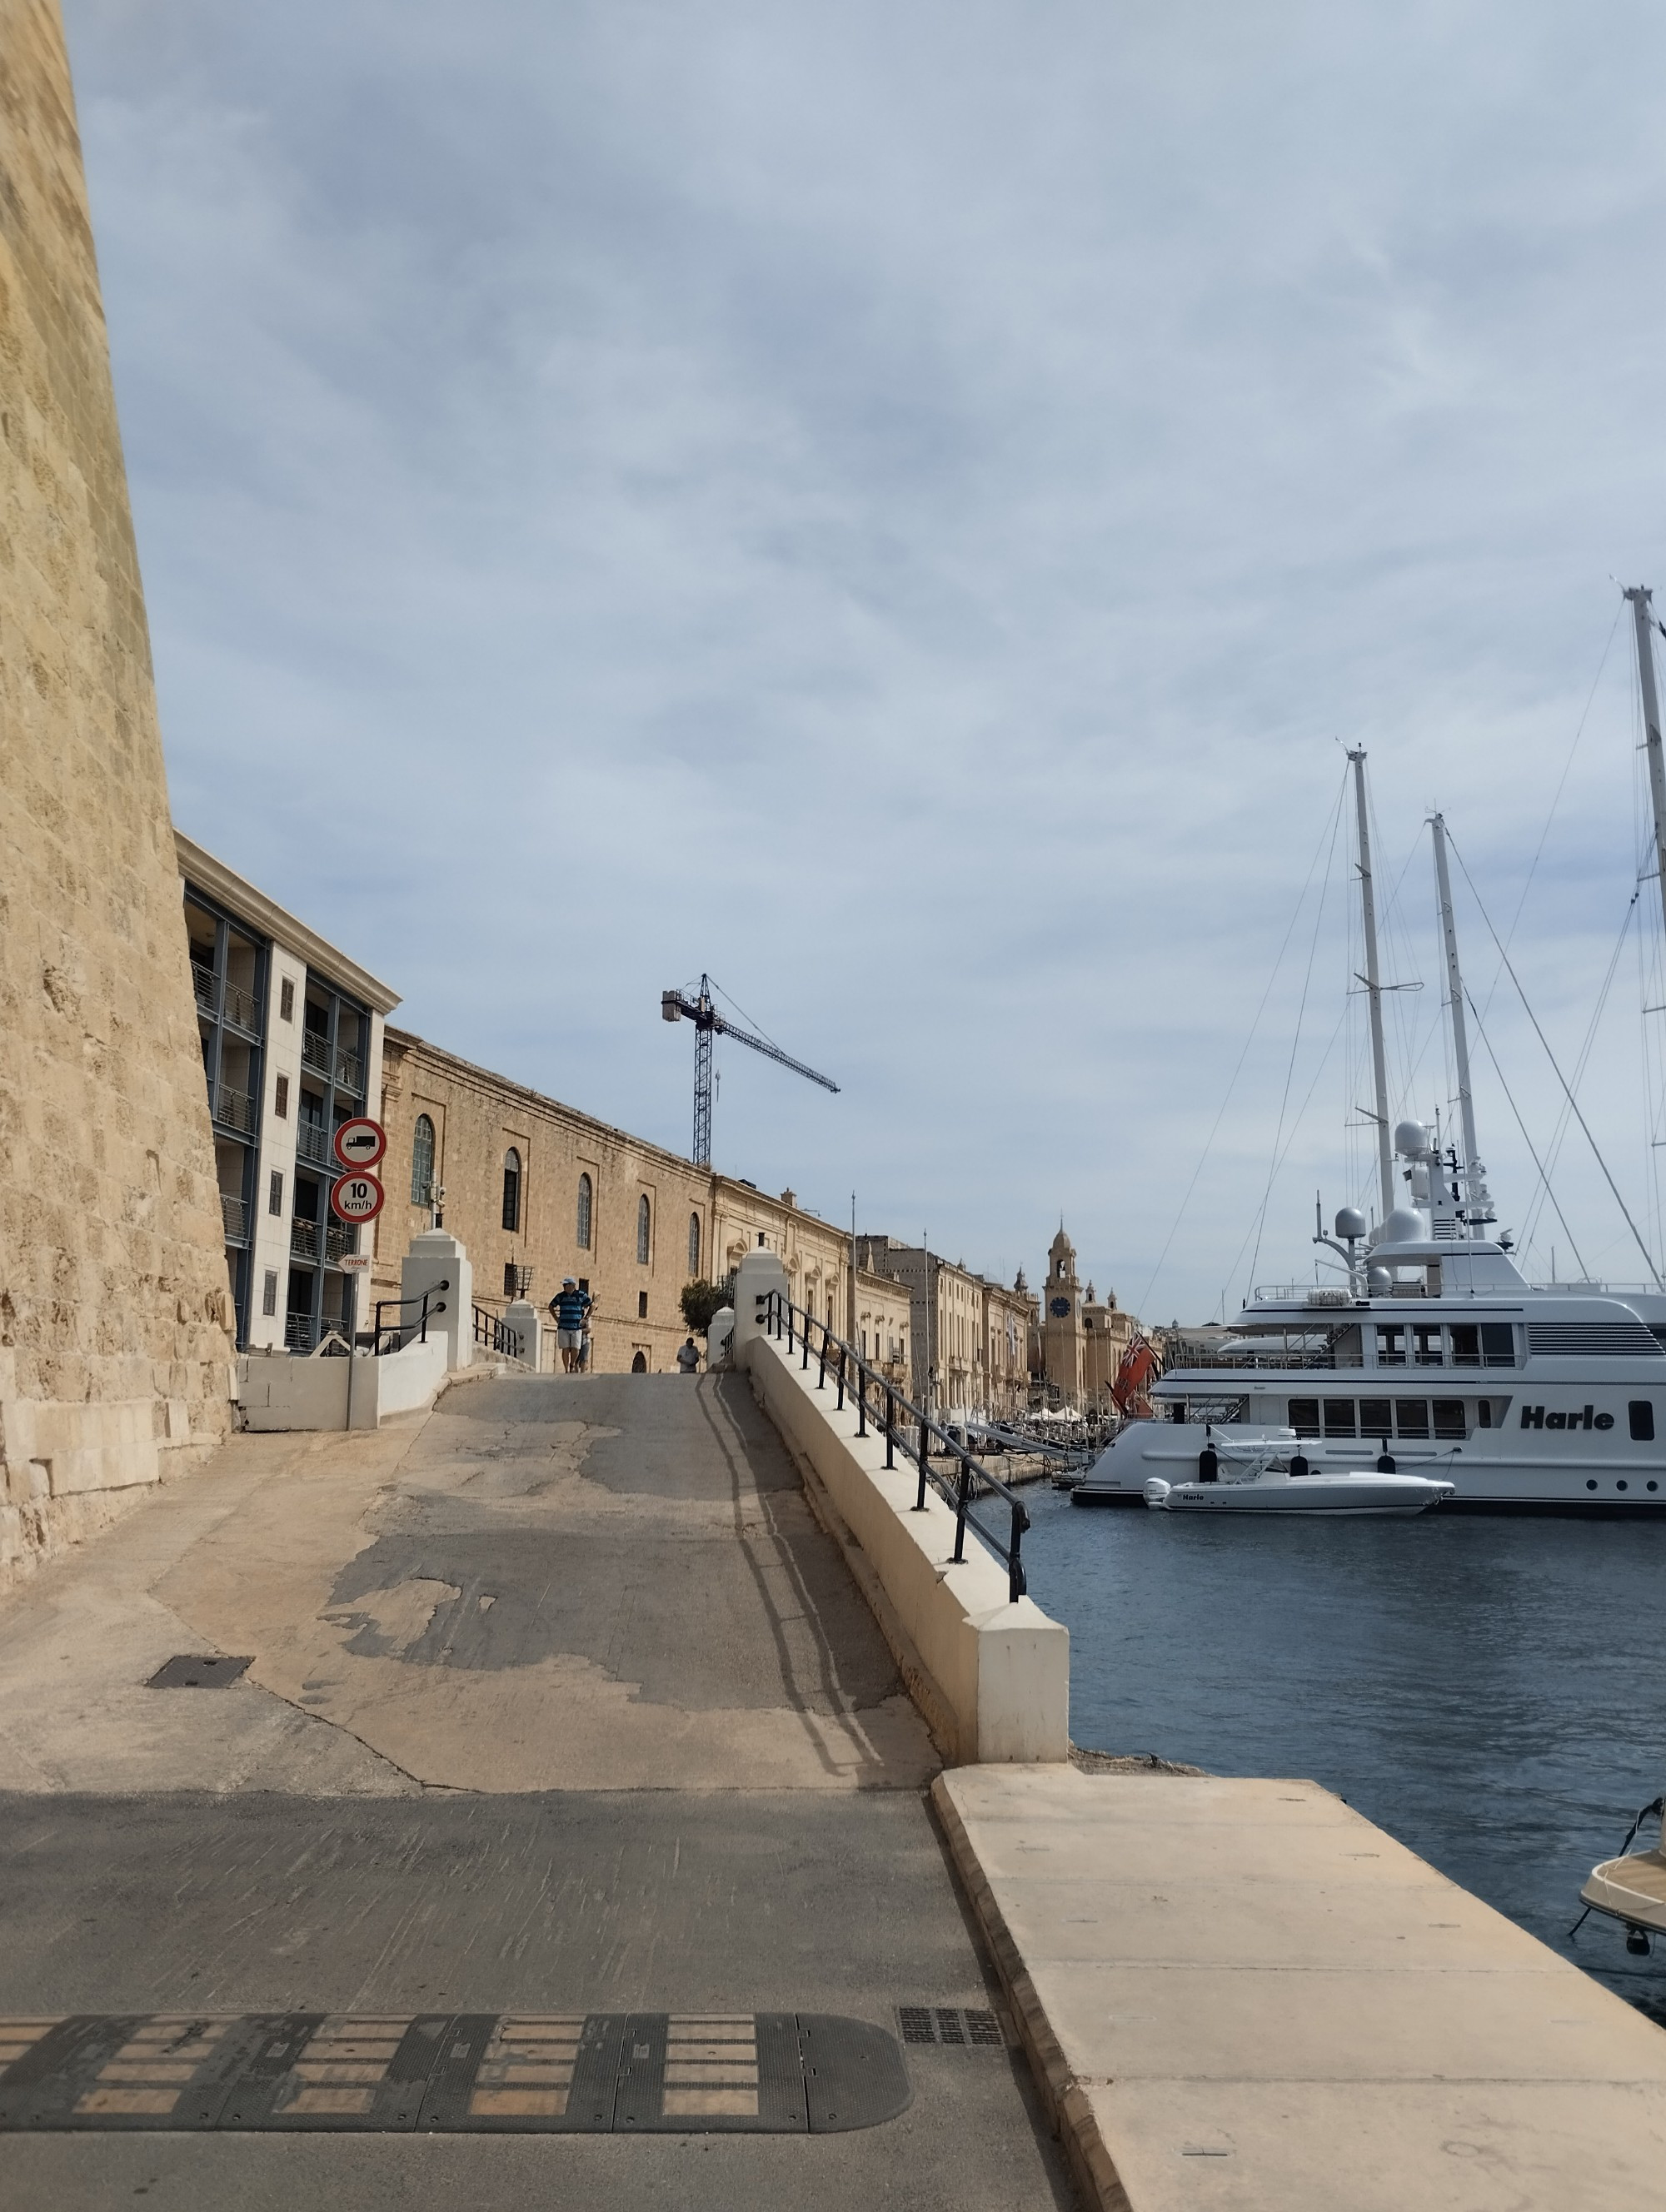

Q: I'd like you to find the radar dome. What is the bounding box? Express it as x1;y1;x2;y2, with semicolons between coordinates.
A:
1372;1205;1430;1248
1334;1207;1368;1240
1394;1120;1430;1158
1366;1264;1392;1293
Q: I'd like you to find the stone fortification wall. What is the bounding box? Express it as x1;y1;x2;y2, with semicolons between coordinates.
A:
0;1;234;1583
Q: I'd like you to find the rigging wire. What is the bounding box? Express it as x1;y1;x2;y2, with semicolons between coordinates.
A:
1518;889;1639;1255
1137;768;1349;1318
1459;985;1591;1278
1215;999;1350;1312
1446;830;1664;1291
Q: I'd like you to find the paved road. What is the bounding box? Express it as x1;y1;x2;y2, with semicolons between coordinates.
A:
0;1373;1075;2210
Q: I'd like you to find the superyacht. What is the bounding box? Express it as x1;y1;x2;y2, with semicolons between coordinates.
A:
1077;587;1666;1513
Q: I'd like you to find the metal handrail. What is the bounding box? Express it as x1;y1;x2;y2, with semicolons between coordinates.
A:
473;1303;526;1360
761;1289;1030;1603
367;1281;449;1355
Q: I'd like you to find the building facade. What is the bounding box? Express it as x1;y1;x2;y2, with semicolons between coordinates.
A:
177;837;397;1355
1038;1226;1145;1410
856;1238;1034;1417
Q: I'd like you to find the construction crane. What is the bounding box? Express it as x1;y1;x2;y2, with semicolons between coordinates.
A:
661;974;839;1168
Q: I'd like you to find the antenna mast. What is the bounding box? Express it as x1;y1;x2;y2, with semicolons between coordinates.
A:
1429;811;1494;1233
1349;749;1395;1221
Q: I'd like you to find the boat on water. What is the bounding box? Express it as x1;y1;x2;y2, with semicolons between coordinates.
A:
1142;1429;1454;1514
1076;587;1666;1516
1578;1796;1666;1955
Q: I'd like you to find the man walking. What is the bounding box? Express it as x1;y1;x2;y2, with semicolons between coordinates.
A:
676;1335;701;1377
549;1277;593;1374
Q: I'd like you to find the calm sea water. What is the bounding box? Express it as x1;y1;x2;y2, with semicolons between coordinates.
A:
1020;1483;1666;2015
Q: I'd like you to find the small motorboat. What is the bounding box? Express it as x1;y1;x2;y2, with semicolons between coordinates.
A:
1142;1437;1454;1515
1577;1796;1666;1955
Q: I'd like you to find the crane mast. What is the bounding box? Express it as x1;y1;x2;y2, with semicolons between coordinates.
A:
661;974;839;1168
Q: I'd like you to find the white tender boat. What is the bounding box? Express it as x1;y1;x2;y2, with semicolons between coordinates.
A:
1578;1796;1666;1955
1141;1431;1454;1515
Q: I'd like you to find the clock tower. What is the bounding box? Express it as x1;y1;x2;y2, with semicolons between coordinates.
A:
1041;1227;1085;1406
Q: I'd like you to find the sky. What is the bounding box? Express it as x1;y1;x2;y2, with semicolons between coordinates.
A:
63;0;1666;1321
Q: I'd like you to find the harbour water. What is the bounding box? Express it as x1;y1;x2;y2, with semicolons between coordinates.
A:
1021;1483;1666;2016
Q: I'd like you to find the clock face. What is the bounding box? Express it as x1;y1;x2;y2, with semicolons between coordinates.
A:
1049;1296;1071;1318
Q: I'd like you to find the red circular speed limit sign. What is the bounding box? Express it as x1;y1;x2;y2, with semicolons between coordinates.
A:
331;1172;385;1224
332;1116;387;1171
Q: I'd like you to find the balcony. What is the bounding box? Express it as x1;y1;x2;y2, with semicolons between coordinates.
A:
290;1218;356;1265
296;1121;332;1168
284;1313;315;1353
192;963;260;1033
213;1083;257;1137
191;960;216;1013
220;1193;249;1243
301;1032;364;1096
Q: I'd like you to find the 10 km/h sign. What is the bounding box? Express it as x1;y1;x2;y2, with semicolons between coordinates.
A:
331;1173;385;1225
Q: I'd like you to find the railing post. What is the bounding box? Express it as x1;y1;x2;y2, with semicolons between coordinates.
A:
1008;1503;1027;1602
818;1326;826;1391
856;1362;866;1437
885;1385;895;1469
835;1343;845;1412
915;1416;929;1510
801;1320;809;1371
952;1452;971;1563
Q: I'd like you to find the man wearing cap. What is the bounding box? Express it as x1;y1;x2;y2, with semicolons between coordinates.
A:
548;1277;593;1373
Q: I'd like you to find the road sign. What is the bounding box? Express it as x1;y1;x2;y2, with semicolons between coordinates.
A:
339;1253;372;1273
331;1172;385;1225
333;1117;387;1171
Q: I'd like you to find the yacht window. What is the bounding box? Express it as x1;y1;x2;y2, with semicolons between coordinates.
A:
1375;1326;1406;1367
1288;1398;1320;1437
1358;1397;1392;1438
1481;1325;1515;1368
1395;1400;1430;1437
1449;1325;1480;1368
1432;1401;1466;1440
1329;1324;1364;1368
1322;1398;1356;1437
1629;1401;1655;1442
1414;1326;1445;1367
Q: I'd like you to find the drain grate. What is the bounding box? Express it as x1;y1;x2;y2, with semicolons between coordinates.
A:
897;2006;1004;2048
147;1656;252;1689
0;2014;910;2134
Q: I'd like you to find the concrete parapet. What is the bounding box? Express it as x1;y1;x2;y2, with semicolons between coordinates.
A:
740;1306;1069;1764
401;1230;471;1370
935;1762;1666;2212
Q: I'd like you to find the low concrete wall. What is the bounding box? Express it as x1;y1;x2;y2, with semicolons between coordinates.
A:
237;1352;349;1432
349;1334;449;1429
740;1307;1069;1765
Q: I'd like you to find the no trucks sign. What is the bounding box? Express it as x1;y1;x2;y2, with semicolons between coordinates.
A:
332;1116;387;1171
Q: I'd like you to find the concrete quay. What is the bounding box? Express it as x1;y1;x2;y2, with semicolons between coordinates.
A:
937;1763;1666;2212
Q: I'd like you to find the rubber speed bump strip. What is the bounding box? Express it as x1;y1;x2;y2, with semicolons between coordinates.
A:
0;2014;909;2134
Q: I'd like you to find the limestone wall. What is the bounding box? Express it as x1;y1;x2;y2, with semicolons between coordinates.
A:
0;0;234;1584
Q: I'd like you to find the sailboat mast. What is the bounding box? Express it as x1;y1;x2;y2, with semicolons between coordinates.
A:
1429;811;1493;1230
1349;748;1395;1221
1624;586;1666;957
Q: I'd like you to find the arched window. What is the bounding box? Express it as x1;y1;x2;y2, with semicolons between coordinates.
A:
576;1173;592;1249
501;1147;521;1233
636;1193;651;1266
631;1350;648;1373
687;1212;701;1277
411;1114;435;1205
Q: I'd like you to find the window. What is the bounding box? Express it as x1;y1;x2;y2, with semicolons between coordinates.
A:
688;1212;701;1277
1481;1325;1515;1368
268;1169;283;1218
638;1291;649;1319
501;1147;521;1233
1630;1400;1655;1442
279;978;295;1023
1289;1398;1321;1437
576;1173;593;1250
1322;1398;1356;1437
412;1114;435;1205
1414;1326;1444;1367
274;1074;289;1119
1395;1400;1430;1437
1432;1401;1466;1440
637;1193;651;1265
262;1269;278;1318
1358;1397;1391;1437
631;1351;648;1373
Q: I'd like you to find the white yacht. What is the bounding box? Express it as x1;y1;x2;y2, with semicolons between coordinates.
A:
1077;588;1666;1516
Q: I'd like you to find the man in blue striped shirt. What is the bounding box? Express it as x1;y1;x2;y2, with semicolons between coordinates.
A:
548;1277;593;1373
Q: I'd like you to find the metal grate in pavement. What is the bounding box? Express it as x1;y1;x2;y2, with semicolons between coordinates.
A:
147;1656;252;1689
0;2013;910;2134
897;2006;1004;2048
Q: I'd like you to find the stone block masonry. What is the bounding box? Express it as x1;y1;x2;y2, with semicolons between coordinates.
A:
0;0;234;1585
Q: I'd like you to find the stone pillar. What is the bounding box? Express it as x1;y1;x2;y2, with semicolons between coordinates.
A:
503;1300;540;1368
732;1249;789;1359
402;1229;471;1371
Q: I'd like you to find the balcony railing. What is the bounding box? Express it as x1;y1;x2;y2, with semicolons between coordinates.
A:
191;960;216;1012
327;1220;355;1263
213;1083;257;1136
301;1031;364;1095
296;1122;332;1167
284;1313;315;1353
220;1193;249;1243
192;962;260;1032
290;1218;357;1266
291;1218;320;1263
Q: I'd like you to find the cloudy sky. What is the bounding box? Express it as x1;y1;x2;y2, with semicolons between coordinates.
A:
66;0;1666;1319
